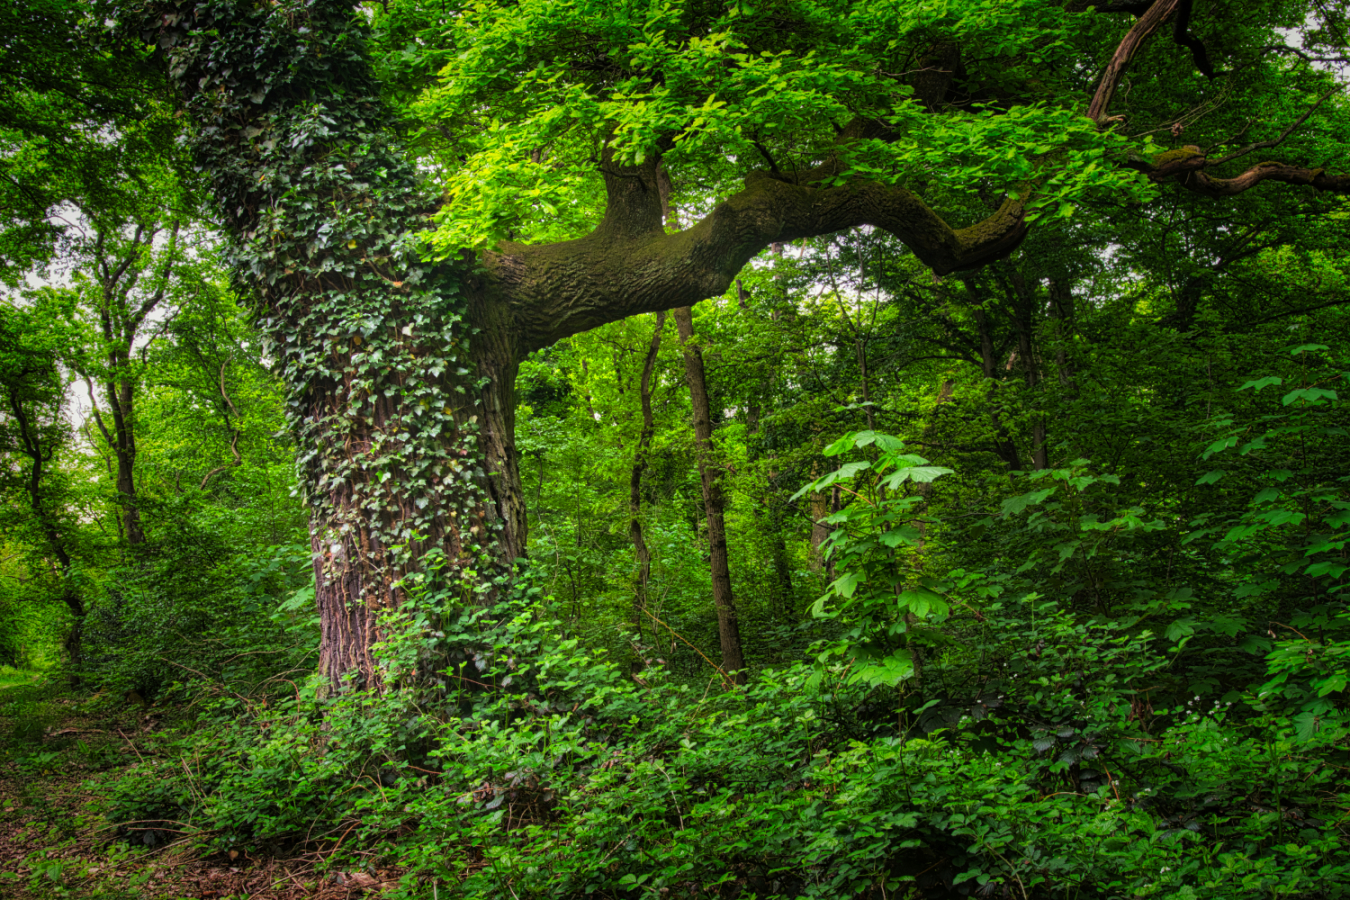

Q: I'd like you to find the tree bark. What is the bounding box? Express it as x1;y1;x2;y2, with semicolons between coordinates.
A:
673;305;746;682
146;0;522;694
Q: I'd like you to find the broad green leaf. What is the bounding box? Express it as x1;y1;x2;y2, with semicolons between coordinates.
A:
1282;387;1338;406
1202;435;1238;458
829;570;864;599
1304;560;1349;579
1292;711;1320;742
879;526;920;548
1164;617;1196;643
882;465;952;489
1001;488;1055;515
854;651;913;687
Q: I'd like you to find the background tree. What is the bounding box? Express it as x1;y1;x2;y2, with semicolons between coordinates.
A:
0;0;180;279
0;302;83;660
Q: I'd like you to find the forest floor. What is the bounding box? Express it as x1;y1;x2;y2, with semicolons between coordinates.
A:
0;674;391;900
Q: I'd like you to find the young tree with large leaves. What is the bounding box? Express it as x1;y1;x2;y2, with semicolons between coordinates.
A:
136;0;1350;692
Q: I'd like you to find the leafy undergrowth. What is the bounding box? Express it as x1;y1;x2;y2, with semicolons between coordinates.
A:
6;602;1350;900
0;677;390;900
82;606;1350;900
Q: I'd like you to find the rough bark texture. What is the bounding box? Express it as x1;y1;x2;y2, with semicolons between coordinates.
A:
674;305;746;683
488;161;1029;357
146;0;507;693
1088;0;1183;125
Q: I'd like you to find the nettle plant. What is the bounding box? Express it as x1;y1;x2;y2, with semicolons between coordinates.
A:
794;430;954;688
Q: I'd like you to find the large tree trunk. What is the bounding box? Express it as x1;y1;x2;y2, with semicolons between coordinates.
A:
673;306;746;683
147;0;522;694
143;0;1030;694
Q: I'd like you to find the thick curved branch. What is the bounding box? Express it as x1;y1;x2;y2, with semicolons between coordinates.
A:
199;359;243;490
1128;147;1350;197
1172;0;1217;79
491;170;1026;355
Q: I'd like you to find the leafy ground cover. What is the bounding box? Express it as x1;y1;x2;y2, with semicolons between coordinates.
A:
7;593;1348;900
0;676;394;900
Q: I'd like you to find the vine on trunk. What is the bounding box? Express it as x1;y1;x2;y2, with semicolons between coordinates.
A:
139;0;505;694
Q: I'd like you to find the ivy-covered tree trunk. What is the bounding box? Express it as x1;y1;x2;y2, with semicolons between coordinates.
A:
144;0;519;693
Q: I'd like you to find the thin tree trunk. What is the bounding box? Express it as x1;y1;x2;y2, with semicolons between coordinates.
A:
809;484;832;574
906;379;956;688
1005;266;1050;470
629;311;664;638
7;393;85;666
674;305;746;682
767;492;795;621
734;274;794;620
108;370;145;545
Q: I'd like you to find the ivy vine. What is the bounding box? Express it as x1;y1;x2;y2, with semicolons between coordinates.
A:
139;0;505;692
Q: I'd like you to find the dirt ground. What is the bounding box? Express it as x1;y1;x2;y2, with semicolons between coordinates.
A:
0;675;397;900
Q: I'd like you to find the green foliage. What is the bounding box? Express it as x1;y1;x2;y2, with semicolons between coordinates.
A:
96;600;1350;898
81;531;314;702
793;430;954;687
0;0;184;278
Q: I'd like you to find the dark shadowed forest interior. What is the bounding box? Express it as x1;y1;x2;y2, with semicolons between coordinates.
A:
2;0;1349;897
